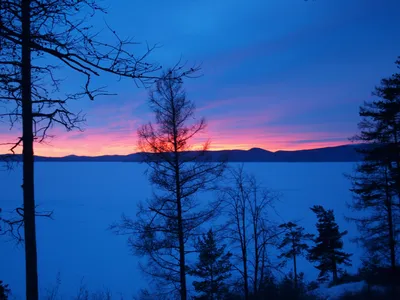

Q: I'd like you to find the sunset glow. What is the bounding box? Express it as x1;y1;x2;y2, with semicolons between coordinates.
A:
0;0;398;158
0;120;352;157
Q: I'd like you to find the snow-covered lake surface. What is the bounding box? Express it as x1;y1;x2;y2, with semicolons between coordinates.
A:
0;162;361;298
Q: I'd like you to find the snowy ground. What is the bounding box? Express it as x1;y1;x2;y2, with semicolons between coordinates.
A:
0;162;361;298
313;281;387;299
313;281;366;299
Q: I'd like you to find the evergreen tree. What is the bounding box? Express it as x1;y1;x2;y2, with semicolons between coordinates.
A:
188;229;233;300
308;205;352;284
347;57;400;270
110;71;224;300
278;222;314;289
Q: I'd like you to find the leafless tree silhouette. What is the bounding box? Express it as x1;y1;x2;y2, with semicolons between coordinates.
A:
221;165;281;299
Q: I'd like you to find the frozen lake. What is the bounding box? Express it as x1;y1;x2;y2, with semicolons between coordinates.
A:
0;162;360;298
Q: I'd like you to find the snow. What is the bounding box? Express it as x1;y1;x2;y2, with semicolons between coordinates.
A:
312;281;388;299
0;162;361;298
313;281;367;299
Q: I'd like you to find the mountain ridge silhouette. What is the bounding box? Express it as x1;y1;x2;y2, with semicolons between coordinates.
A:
0;144;365;162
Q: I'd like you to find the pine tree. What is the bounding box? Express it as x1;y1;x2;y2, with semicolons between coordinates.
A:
188;229;233;300
308;205;352;284
278;222;314;289
110;71;224;299
347;57;400;270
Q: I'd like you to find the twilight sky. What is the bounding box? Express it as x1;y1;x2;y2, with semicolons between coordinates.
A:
1;0;400;157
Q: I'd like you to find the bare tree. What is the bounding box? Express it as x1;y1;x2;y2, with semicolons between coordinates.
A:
110;70;225;300
221;165;280;299
0;1;198;299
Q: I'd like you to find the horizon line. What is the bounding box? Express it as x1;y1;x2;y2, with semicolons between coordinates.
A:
0;143;356;158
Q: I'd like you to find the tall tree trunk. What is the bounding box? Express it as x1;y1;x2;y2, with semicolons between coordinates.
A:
253;221;259;294
252;187;259;296
238;183;249;300
243;248;249;299
171;87;186;300
176;193;187;300
175;158;187;300
292;236;298;290
21;1;39;299
242;209;249;300
259;243;266;292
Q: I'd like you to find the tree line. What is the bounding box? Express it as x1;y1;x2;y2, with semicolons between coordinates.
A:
111;56;399;300
109;70;353;300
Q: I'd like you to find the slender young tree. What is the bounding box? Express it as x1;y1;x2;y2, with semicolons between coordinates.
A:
0;2;197;299
278;222;313;289
347;58;400;270
308;205;352;284
247;173;280;295
221;165;279;299
110;70;225;300
188;229;233;300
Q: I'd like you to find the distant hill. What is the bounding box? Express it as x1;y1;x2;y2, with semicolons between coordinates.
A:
0;144;365;163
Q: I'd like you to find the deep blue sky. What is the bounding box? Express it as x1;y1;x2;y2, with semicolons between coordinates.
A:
1;0;399;156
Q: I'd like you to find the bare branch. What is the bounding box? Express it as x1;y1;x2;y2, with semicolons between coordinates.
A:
1;205;53;243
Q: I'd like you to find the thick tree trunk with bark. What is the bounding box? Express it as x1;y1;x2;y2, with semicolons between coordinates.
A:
21;1;39;299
